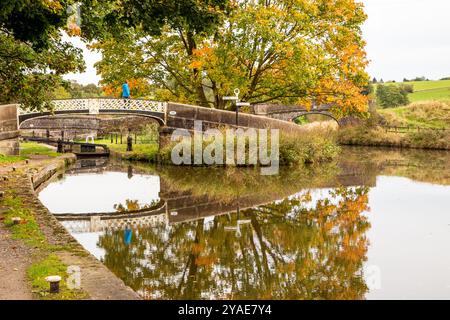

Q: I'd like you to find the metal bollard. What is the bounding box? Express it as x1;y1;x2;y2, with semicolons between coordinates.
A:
45;276;62;294
127;135;133;152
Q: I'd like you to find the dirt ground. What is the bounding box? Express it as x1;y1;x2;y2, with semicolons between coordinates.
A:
0;158;46;299
0;218;34;300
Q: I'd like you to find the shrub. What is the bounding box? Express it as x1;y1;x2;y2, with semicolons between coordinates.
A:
376;84;410;108
159;127;340;166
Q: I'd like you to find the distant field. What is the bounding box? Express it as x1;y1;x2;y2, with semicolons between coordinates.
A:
376;80;450;102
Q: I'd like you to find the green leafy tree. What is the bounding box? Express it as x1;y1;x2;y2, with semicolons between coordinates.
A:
376;84;410;108
0;0;85;110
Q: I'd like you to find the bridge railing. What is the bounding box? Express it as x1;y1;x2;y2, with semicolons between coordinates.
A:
18;98;167;115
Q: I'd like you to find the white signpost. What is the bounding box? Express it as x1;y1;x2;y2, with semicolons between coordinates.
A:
222;88;250;126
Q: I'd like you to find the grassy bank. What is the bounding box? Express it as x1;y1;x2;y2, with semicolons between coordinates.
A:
1;192;87;299
338;101;450;150
94;138;159;161
0;142;58;165
378;100;450;129
338;125;450;150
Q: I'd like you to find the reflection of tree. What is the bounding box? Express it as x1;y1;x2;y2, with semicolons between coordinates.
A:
113;199;160;213
98;187;371;300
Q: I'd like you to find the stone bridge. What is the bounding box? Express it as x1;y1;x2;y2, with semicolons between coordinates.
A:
17;98;308;132
251;104;339;123
1;98;346;154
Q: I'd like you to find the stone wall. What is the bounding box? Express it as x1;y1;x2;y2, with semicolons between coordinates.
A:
0;104;19;155
165;102;306;133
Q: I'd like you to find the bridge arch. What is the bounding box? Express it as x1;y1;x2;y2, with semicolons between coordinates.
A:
292;111;340;126
18;98;167;126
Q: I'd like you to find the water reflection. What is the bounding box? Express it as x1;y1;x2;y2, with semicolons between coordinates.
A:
38;170;160;214
98;187;370;300
39;147;450;299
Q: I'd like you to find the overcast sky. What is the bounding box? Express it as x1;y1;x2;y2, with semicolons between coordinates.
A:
64;0;450;85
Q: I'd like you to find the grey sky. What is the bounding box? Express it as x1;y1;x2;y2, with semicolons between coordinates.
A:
64;0;450;85
362;0;450;82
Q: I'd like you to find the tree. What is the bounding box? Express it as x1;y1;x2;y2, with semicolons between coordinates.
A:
0;1;85;110
99;186;371;299
376;84;409;108
82;0;369;117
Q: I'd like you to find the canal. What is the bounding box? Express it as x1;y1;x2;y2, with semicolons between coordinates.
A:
38;147;450;300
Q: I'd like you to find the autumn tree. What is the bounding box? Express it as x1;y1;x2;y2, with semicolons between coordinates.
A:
82;0;369;117
0;1;85;110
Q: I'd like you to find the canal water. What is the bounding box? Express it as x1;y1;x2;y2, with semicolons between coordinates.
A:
38;147;450;300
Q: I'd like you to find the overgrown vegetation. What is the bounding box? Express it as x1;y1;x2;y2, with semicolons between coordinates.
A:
158;127;340;166
338;99;450;150
378;100;450;129
54;81;103;99
338;125;450;150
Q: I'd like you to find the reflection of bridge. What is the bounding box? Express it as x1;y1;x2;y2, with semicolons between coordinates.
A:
54;160;376;234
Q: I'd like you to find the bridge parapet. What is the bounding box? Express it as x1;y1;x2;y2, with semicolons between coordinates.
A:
59;212;167;234
252;104;331;115
18;98;167;118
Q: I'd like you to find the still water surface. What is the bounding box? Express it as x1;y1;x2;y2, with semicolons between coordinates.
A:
39;147;450;300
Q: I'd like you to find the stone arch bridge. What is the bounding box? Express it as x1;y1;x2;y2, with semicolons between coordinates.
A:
251;104;342;124
1;98;345;154
17;98;320;132
17;98;342;136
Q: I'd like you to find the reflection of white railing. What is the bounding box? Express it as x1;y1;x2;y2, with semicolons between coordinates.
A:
60;213;167;234
18;98;167;116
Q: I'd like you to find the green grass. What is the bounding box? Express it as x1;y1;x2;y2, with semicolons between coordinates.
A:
0;154;26;164
94;138;159;161
0;142;58;165
27;254;88;300
20;142;59;158
409;87;450;102
1;194;47;248
376;80;450;102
